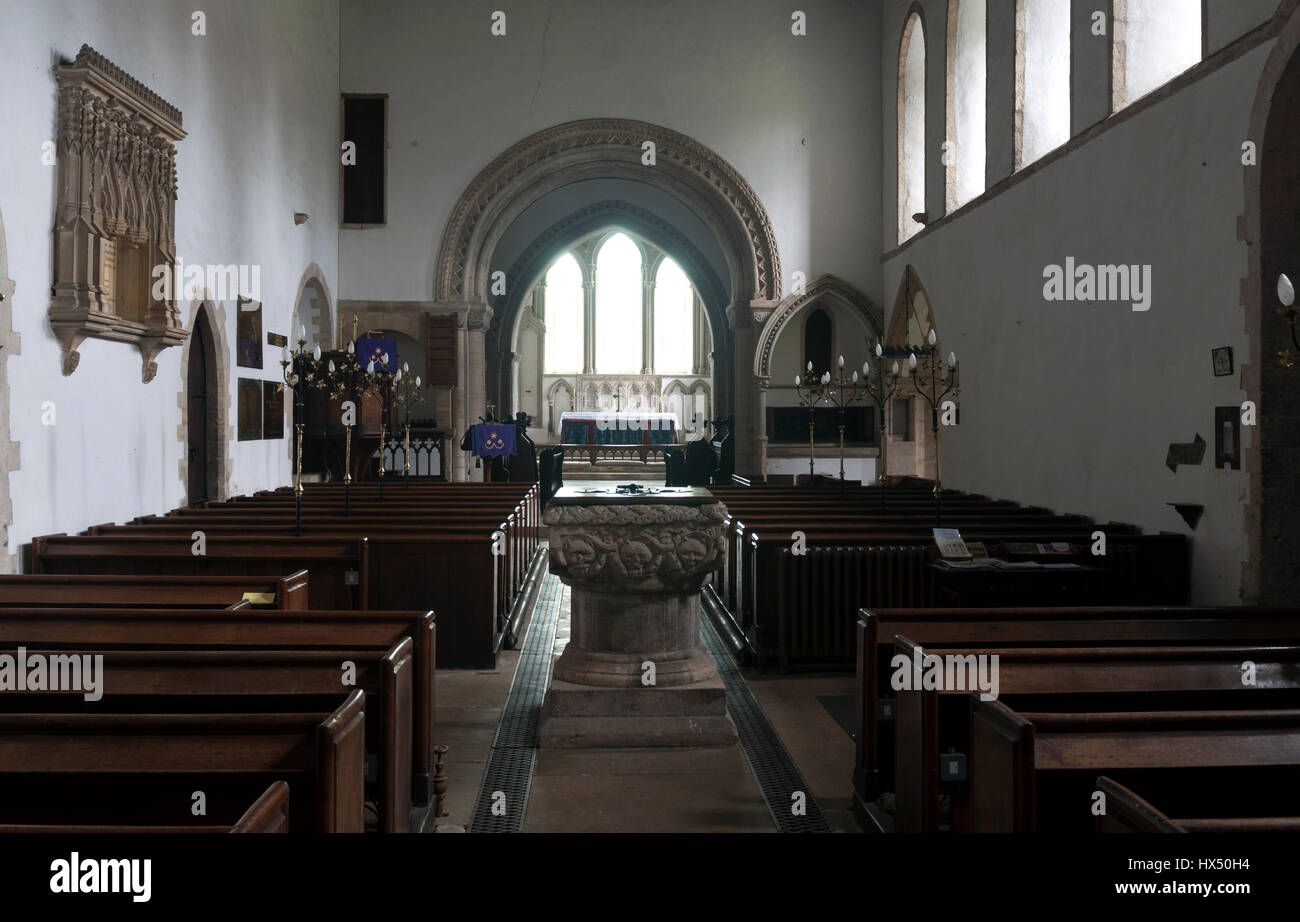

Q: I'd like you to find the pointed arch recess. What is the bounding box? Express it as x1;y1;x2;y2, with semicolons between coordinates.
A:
755;275;883;379
175;297;233;503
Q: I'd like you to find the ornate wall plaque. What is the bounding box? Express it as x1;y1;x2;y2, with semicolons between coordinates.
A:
50;45;188;381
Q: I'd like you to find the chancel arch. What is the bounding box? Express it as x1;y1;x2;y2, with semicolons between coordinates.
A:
435;118;782;477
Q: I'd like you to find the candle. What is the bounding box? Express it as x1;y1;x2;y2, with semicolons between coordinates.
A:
367;360;375;374
838;355;844;368
948;351;956;368
415;375;421;387
908;353;917;372
875;343;883;358
312;345;321;361
281;346;289;362
794;374;801;386
928;328;937;346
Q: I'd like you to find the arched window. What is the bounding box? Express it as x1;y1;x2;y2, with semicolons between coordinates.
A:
804;308;833;375
1112;0;1201;111
946;0;986;210
543;252;583;374
1015;0;1070;168
594;233;642;374
654;257;693;375
898;12;927;243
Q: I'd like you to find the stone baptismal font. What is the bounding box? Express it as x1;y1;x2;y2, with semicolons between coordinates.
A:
539;485;738;747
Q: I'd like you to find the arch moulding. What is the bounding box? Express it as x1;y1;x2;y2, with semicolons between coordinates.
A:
435;118;783;306
754;274;884;379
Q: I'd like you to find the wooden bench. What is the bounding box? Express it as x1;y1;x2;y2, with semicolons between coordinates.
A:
0;607;436;809
892;636;1300;832
0;780;290;833
853;606;1300;816
1094;776;1300;834
0;690;366;832
0;571;308;610
971;699;1300;832
3;640;415;832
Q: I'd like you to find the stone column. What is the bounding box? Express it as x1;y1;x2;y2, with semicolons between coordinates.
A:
540;487;736;748
582;277;596;374
756;375;770;482
692;293;708;375
641;263;655;374
463;302;492;481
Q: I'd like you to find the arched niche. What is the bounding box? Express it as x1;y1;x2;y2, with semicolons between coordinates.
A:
290;263;335;349
175;297;233;503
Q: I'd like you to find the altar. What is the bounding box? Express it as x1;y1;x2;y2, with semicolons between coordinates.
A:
560;411;679;464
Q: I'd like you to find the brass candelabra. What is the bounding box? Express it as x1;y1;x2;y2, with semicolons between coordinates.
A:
861;342;903;512
820;355;867;492
793;361;827;485
906;329;959;527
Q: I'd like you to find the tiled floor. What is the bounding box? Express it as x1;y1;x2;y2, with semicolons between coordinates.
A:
434;556;862;833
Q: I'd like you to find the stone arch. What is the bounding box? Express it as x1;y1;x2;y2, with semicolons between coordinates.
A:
1240;0;1300;604
175;296;233;503
0;207;21;572
544;377;575;436
754;275;883;379
885;264;938;348
435;118;782;306
289;262;334;349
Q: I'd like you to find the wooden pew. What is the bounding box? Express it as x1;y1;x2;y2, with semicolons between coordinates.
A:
0;691;366;832
1094;776;1300;833
853;606;1300;815
0;780;290;833
0;607;436;808
0;571;308;610
892;636;1300;832
972;700;1300;832
2;641;414;833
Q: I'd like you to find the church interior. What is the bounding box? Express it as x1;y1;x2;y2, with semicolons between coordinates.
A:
1;0;1299;854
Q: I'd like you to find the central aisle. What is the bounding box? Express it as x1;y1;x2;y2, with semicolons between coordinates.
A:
523;576;773;833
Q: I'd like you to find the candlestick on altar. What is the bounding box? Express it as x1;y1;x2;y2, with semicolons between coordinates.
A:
377;422;386;501
343;423;353;516
403;422;412;488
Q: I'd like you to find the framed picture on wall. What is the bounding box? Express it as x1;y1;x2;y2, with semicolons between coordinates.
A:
237;377;262;441
262;381;285;440
1212;346;1234;377
237;300;263;369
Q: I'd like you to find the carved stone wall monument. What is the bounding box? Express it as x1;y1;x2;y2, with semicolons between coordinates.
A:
540;486;737;747
50;45;188;380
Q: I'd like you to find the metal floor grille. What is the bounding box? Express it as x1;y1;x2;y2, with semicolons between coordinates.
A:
466;572;565;833
702;616;833;833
